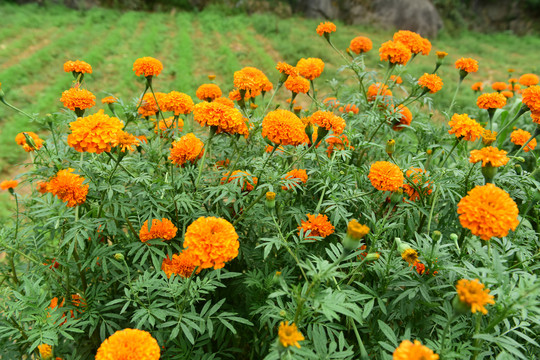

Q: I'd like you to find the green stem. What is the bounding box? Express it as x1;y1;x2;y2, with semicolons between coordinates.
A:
471;314;482;360
439;314;457;354
194;130;215;190
447;77;463;116
271;213;308;281
440;139;460;168
232;191;266;227
0;97;35;120
73;245;87;294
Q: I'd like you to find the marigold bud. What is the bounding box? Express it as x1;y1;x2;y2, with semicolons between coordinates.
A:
426;149;433;155
386;139;396;155
343;219;369;250
266;191;276;209
481;164;497;184
114;253;124;261
396;238;418;265
208;74;216;80
432;230;442;242
364;253;380;262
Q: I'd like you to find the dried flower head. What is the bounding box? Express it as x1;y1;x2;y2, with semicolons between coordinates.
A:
349;36;373;54
368;161;404;192
95;328;160;360
457;183;519;240
139;218;178;242
296;58;325;80
67;110;124;153
469;146;509;167
196;84;223;101
448;114;484;141
183;216;239;269
298;213;335;239
278;322;304;348
169;133;204;167
456;279;495;315
60;87;96;111
133;57;163;78
47;168;89;207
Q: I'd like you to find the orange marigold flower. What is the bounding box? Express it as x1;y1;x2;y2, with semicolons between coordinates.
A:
339;104;359;114
46;168;89;207
326;134;353;156
421;38;432;55
368;161;404;192
418;73;443;94
15;131;43;152
316;21;336;36
284;75;310;94
101;96;117;104
162;91;194;115
0;180;18;191
221;170;258;192
193;101;244;135
518;73;539;87
133;57;163;78
455;57;479;73
403;168;432;201
392;105;413;131
393;30;425;55
323;97;340;108
482;129;497;146
510;129;537;152
501;91;514;98
413;261;427;275
448;114;484;141
436;51;448;59
309;110;346;135
390;75;403;84
471;82;484;92
233;67;270;98
60;87;96;111
393;340;439;360
456;279;495;315
95;328;160;360
38;344;53;359
139;218;178;242
278;322;304;348
522;85;540;113
281;169;308;190
183;216;239;269
153;116;184;137
37;181;49;194
476;92;507;110
196;84;222;101
298;213;335;239
67;110;124;153
262;109;306;146
111;130;139;152
296;58;325;81
491;82;507;91
63;60;92;74
349;36;373;54
213;96;235;108
276;62;299;77
457;183;519;240
138;92;167;117
161;251;197;278
367;82;393;102
169;133;204;167
531;111;540;124
379;40;411;65
469;146;509;167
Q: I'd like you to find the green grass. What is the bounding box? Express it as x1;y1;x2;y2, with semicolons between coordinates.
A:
1;3;540;221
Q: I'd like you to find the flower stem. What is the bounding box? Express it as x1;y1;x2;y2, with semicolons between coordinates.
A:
447;77;463;116
194;129;215;190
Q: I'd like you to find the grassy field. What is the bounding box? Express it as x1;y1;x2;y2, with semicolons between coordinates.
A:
1;3;540;220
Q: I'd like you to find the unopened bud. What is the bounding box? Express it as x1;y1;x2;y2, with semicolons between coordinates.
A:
364;253;380;262
432;231;442;242
481;164;497;184
449;233;458;242
343;220;369;250
265;192;276;209
114;253;124;261
23;132;38;151
386;139;395;155
279;310;287;317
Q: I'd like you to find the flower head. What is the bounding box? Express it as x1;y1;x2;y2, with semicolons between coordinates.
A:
339;103;359;114
284;75;310;94
161;251;197;278
471;82;484;92
139;218;178;242
393;340;439;360
457;183;519;240
491;82;507;91
390;75;403;84
0;180;18;191
221;170;258;192
47;168;89;207
101;96;117;104
278;322;304;348
510;129;537;152
469;147;509;167
193;101;245;135
347;220;370;240
262;109;306;146
183;216;239;269
95;328;160;360
368;161;404;192
403;168;432;201
60;87;96;111
153;116;184;137
213;96;235;108
522;85;540;113
448;114;484;141
15;132;43;152
401;248;418;265
281;169;308;190
476;92;507;110
392;105;413;131
418;73;443;94
455;58;479;73
316;21;336;37
367;82;393;102
38;344;53;359
501;91;514;98
162;91;194;115
296;58;324;80
456;279;495;315
111;130;139;152
276;62;299;77
436;51;448;59
67;110;124;153
169;133;204;167
138;92;167;117
37;181;49;194
482;129;497;146
196;84;223;101
519;73;539;87
233;67;271;98
133;57;163;78
64;60;92;74
393;30;427;55
326;134;353;156
309;110;346;135
379;40;412;65
298;213;335;239
349;36;373;54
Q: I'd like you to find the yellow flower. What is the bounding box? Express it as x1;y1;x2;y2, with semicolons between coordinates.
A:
38;344;53;359
393;340;439;360
278;321;304;348
455;279;495;315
